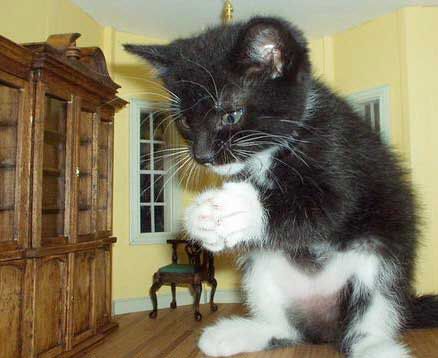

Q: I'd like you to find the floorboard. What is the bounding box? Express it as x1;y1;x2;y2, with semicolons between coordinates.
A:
87;304;438;358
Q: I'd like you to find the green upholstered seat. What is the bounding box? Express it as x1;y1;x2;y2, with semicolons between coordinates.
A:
158;264;198;274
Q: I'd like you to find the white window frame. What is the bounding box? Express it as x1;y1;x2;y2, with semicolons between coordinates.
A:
130;99;182;245
348;85;391;144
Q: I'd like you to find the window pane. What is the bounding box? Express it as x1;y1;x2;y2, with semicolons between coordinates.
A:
373;101;380;133
140;112;150;140
154;206;165;232
140;143;150;170
154;175;164;202
140;206;151;233
153;114;165;141
140;174;150;203
153;143;164;170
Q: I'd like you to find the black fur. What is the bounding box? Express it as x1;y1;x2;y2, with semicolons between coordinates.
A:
125;15;438;354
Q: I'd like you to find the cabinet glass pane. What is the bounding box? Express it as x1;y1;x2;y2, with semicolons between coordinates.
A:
0;83;19;242
41;96;67;239
77;111;94;236
97;121;111;233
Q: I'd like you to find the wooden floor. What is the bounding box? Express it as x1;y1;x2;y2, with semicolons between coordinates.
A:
88;304;438;358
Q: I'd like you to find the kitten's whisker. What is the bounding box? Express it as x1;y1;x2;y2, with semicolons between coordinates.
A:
185;160;198;192
116;75;181;102
178;80;217;106
148;153;191;199
140;152;190;196
141;150;189;162
178;52;219;102
123;92;180;104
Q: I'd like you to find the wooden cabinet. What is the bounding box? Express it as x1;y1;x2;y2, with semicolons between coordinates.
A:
0;33;126;358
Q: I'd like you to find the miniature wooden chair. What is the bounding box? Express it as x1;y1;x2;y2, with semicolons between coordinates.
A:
148;238;218;321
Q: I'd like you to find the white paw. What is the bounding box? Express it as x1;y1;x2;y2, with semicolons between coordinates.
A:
198;318;274;357
352;340;411;358
184;182;265;252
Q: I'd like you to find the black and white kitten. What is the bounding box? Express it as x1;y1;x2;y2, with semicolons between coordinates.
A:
125;17;438;358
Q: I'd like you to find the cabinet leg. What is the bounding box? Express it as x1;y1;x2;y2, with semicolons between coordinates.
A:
193;283;202;321
170;283;177;309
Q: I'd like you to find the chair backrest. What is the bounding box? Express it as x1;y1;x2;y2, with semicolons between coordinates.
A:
167;237;215;279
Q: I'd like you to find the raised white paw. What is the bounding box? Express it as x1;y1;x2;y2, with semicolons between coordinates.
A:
184;182;265;252
351;340;411;358
198;318;274;357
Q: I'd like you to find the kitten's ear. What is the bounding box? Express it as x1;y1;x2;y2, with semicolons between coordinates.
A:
123;44;175;75
232;17;310;81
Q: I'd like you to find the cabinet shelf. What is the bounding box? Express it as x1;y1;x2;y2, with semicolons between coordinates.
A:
78;204;92;211
0;162;16;169
43;167;63;177
42;207;64;214
44;129;66;143
80;137;93;145
0;205;14;211
0;120;17;127
79;171;91;177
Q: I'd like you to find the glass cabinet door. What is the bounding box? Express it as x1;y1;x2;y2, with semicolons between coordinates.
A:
76;110;95;239
41;96;68;242
97;119;113;235
0;82;19;244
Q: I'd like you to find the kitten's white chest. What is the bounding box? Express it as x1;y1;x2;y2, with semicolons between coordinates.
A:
244;249;378;317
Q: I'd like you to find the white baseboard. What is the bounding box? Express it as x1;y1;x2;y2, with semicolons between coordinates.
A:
113;288;242;315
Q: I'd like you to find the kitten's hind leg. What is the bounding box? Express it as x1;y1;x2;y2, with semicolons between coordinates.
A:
340;280;411;358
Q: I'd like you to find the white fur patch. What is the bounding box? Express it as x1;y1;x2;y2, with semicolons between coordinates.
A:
210;162;245;176
246;147;277;187
198;317;294;357
210;147;276;180
184;182;266;252
351;340;411;358
244;249;380;304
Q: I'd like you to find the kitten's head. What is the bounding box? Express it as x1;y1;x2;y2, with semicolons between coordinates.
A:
125;17;311;176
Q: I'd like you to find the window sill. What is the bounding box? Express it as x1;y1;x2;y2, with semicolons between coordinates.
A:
129;232;178;245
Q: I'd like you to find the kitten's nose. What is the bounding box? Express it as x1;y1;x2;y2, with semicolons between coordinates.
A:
194;152;215;165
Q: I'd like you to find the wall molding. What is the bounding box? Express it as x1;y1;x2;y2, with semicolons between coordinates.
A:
113;288;242;315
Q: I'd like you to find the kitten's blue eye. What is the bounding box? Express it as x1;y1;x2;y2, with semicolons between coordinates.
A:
222;109;243;125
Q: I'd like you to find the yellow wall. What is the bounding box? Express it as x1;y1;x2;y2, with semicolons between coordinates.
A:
1;0;103;47
332;11;408;157
1;0;437;300
400;7;438;293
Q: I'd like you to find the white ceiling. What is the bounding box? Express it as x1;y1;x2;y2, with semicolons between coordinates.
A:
72;0;438;40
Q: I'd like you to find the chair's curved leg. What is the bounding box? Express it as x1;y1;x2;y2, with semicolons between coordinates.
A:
193;283;202;321
170;283;177;309
149;274;162;319
209;278;218;312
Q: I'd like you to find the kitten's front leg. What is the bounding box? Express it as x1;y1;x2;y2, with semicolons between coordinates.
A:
184;182;266;252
